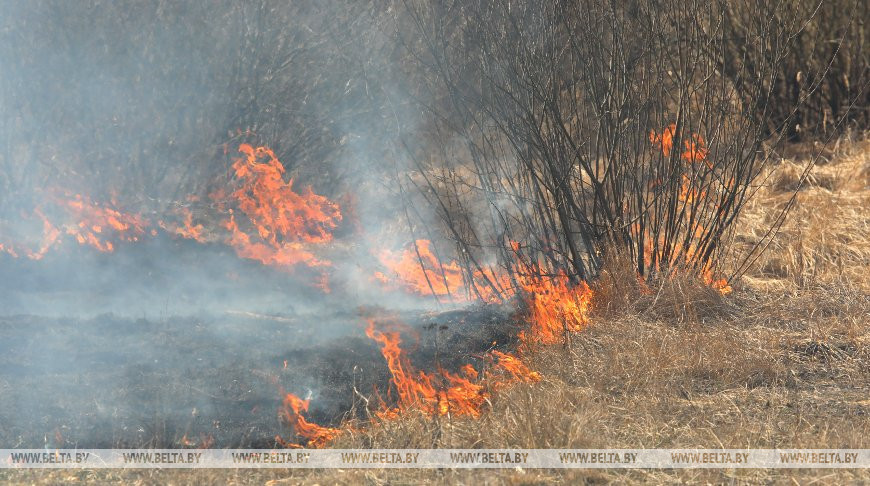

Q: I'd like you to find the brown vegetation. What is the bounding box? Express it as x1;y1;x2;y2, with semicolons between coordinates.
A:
1;0;867;483
6;136;868;485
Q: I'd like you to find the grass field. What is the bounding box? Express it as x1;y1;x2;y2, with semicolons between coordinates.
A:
3;138;868;484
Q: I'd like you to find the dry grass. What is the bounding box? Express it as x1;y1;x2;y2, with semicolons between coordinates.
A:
736;134;870;291
4;136;869;484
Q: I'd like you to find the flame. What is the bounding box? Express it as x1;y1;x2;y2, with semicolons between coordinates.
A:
460;363;478;380
60;194;149;252
222;214;326;267
159;207;205;242
647;125;732;295
1;129;738;449
701;266;732;295
365;315;487;417
0;143;341;273
649;123;710;165
230;144;335;243
360;313;544;423
215;144;341;268
28;209;62;260
274;317;546;447
375;239;512;303
278;392;342;448
0;194;150;257
489;350;541;384
517;272;593;345
180;434;214;448
0;209;62;260
375;239;465;297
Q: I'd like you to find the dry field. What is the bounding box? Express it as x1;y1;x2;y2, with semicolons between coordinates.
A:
4;137;869;484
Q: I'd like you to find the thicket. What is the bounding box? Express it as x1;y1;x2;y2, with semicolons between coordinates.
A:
393;0;869;295
0;0;866;289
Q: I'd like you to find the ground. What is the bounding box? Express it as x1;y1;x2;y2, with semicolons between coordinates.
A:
3;137;868;484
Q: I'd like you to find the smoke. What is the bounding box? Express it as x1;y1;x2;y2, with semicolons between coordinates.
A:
0;0;442;315
0;1;510;448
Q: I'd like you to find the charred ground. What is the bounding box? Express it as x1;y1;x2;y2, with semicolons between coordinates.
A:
0;303;520;449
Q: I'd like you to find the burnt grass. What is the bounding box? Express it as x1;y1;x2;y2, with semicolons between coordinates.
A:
0;305;521;449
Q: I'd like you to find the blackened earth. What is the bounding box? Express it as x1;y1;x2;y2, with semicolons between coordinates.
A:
0;305;520;448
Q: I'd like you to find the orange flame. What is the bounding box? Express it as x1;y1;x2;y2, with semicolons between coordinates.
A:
0;144;340;284
217;144;341;268
159;207;205;242
231;144;338;243
61;194;149;252
517;272;593;345
649;123;710;165
0;209;62;260
274;331;546;447
278;392;342;448
273;292;548;446
222;214;326;267
489;350;541;385
702;267;733;295
180;434;214;448
365;315;487;417
374;239;512;303
647;124;732;295
374;239;464;297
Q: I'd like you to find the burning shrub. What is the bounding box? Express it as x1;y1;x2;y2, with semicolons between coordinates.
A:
394;0;853;298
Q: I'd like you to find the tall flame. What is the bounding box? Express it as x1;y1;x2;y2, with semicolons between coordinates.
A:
0;144;342;275
365;315;487;417
517;272;593;345
216;144;342;268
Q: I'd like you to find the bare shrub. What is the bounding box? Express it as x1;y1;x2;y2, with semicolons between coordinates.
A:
395;0;863;294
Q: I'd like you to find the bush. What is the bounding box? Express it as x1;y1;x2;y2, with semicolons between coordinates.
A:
396;0;864;294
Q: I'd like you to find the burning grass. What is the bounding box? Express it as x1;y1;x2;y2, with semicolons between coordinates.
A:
7;136;865;484
15;275;867;485
0;144;342;273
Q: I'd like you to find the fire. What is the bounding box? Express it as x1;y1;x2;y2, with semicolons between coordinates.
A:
28;209;62;260
1;144;341;274
222;214;326;267
1;193;149;257
269;312;544;448
1;131;735;450
489;350;541;384
58;193;150;253
358;312;545;425
375;239;465;298
702;268;732;295
649;123;710;165
159;207;205;242
180;434;214;448
365;315;487;417
230;144;339;244
517;272;593;345
278;391;342;448
0;208;62;260
375;239;512;303
647;124;732;295
215;144;341;268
